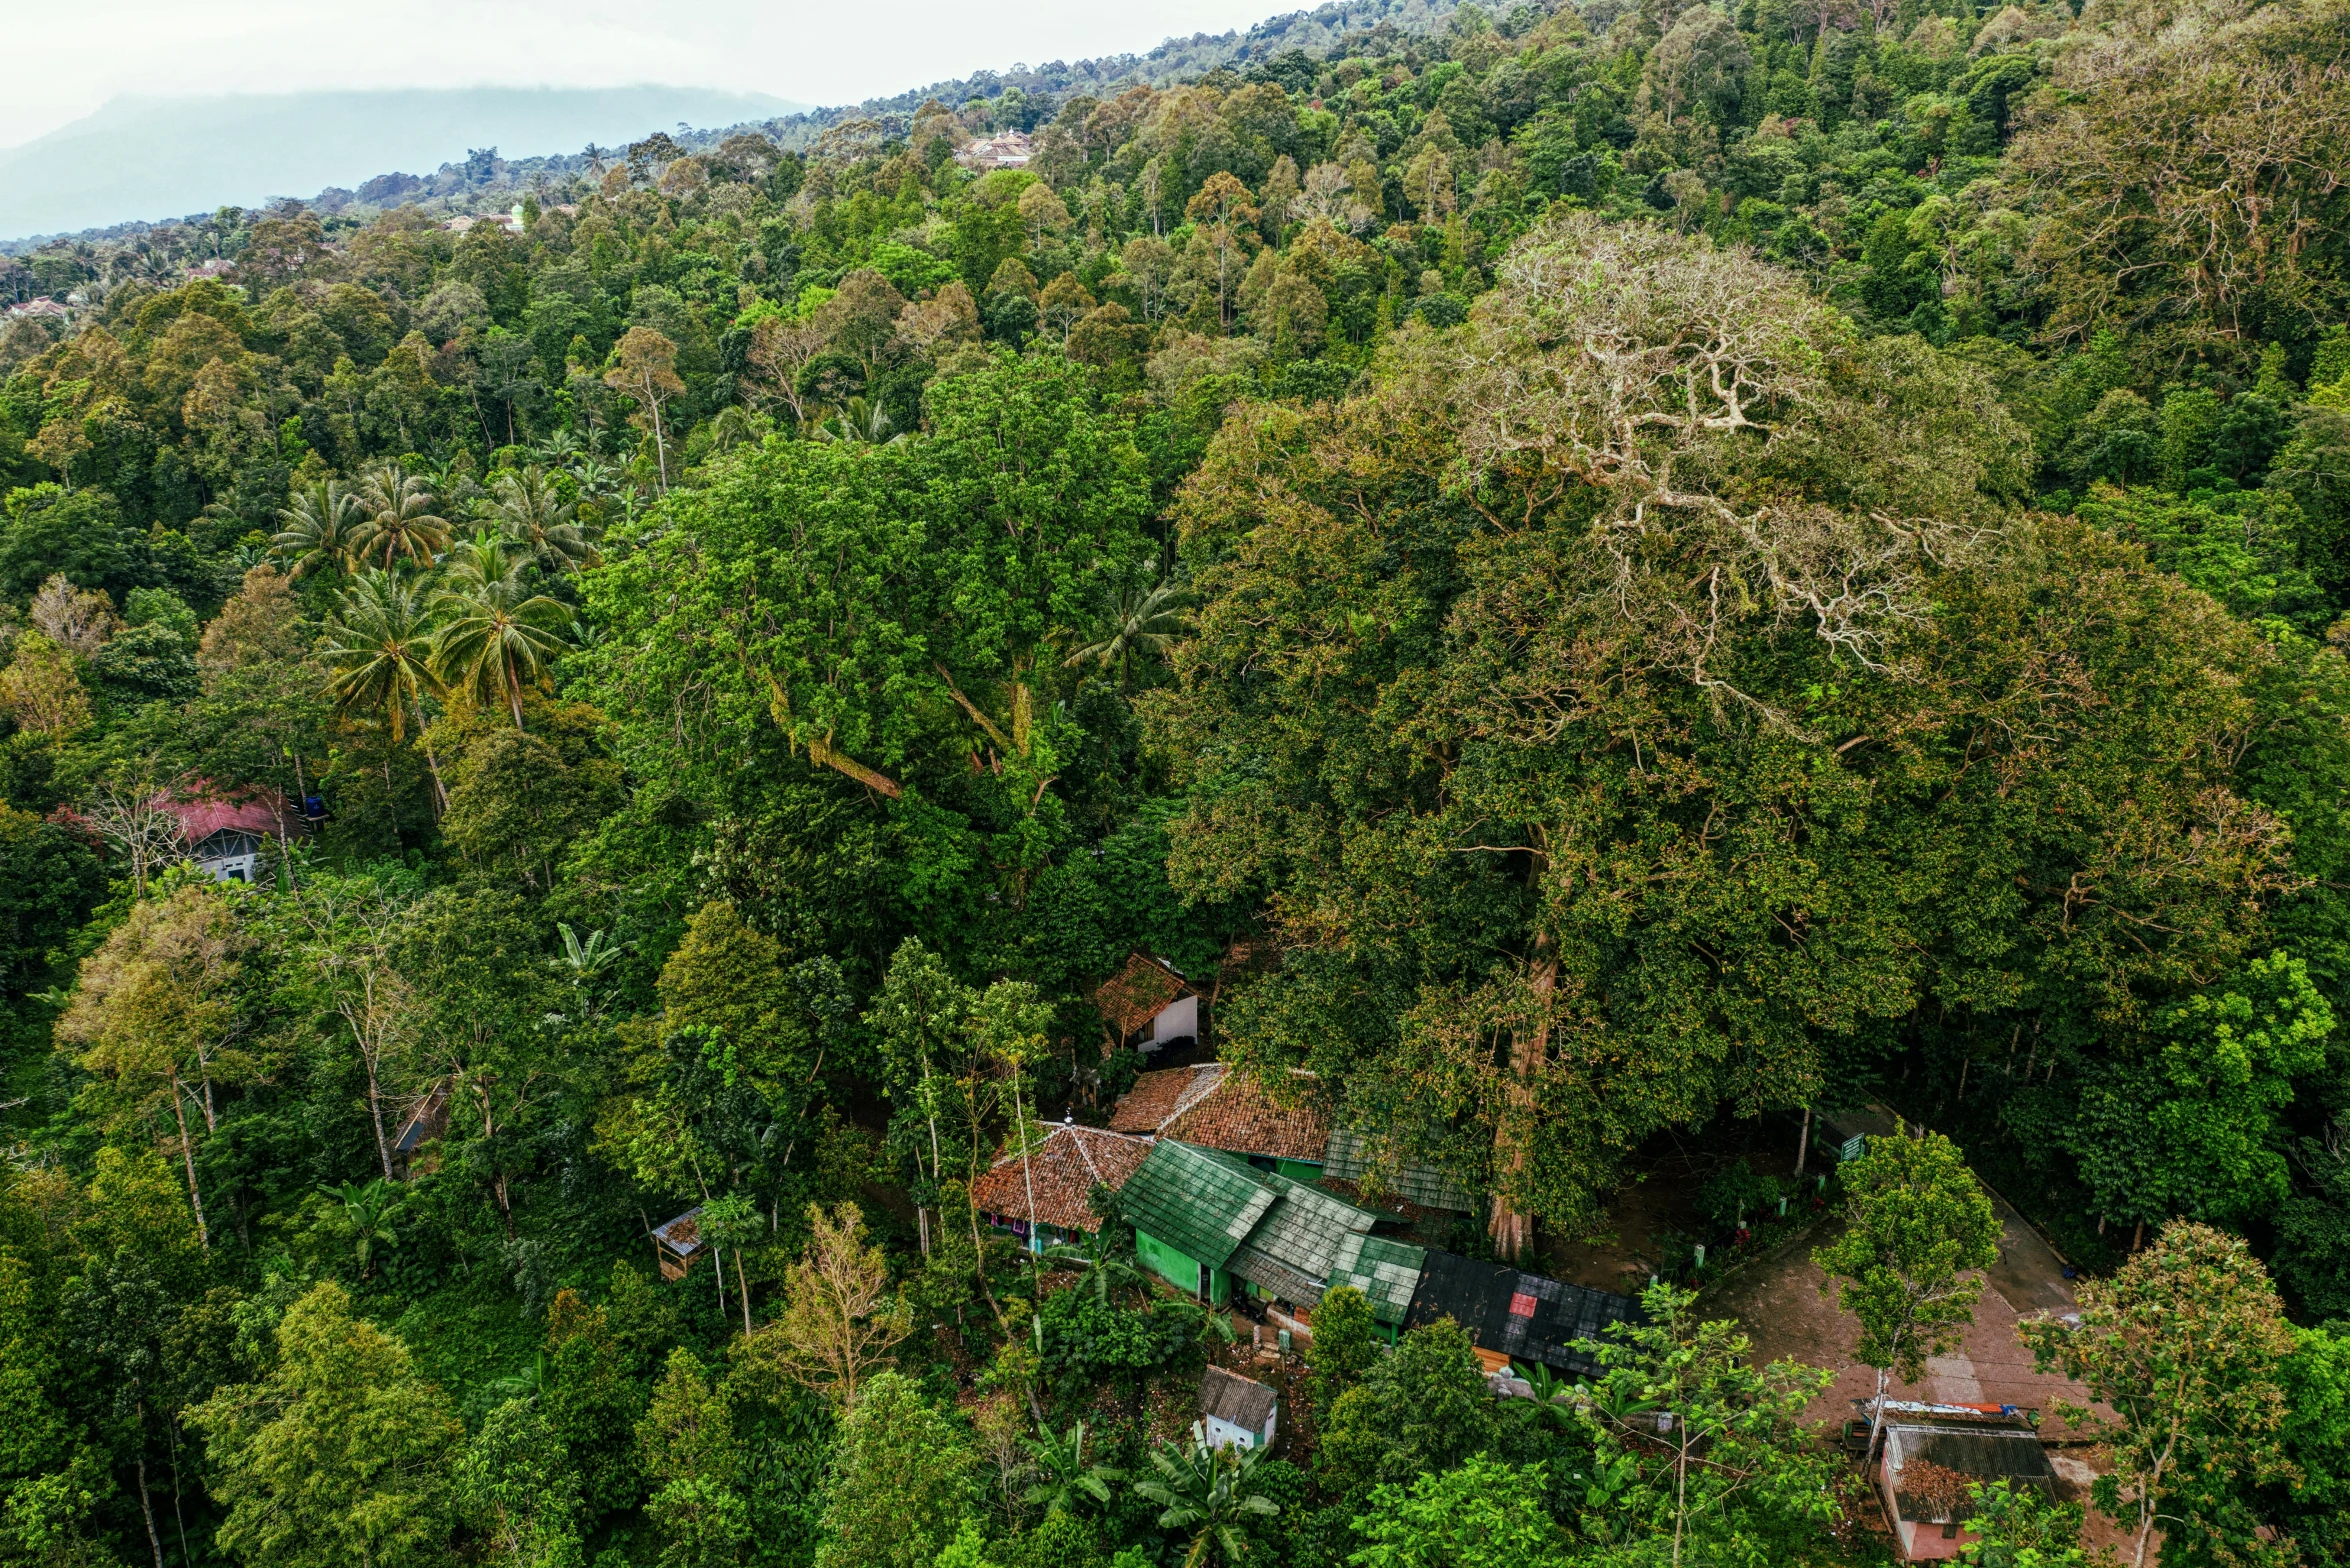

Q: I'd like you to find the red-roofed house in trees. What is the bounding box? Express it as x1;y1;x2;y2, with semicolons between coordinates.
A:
1092;953;1199;1053
969;1122;1153;1253
158;784;294;883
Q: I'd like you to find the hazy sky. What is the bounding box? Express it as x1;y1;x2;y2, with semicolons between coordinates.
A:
1;0;1283;150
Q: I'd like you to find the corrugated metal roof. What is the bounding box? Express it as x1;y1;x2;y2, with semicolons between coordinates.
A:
1321;1126;1477;1212
1886;1425;2057;1522
1405;1250;1644;1375
652;1207;706;1257
1330;1232;1428;1324
1120;1140;1279;1268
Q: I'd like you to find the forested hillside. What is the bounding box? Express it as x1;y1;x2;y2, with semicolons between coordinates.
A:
1;0;2347;1564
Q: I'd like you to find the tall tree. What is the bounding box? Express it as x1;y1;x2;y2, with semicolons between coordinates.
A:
1578;1284;1838;1568
350;461;452;572
189;1281;464;1568
58;885;245;1246
1813;1131;2001;1459
428;536;572;730
814;1371;974;1568
319;569;442;744
604;328;684;492
2021;1223;2297;1568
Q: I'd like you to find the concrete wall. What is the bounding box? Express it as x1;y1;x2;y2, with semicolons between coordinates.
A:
1136;1228;1228;1305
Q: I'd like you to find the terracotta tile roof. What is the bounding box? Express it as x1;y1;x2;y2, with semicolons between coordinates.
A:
1109;1062;1225;1134
1163;1071;1331;1164
1093;953;1192;1036
968;1124;1153;1234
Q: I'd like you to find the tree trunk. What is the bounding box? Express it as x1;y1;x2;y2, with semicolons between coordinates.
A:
135;1451;164;1568
169;1073;208;1248
1793;1105;1812;1176
1488;926;1556;1264
479;1081;514;1238
735;1249;753;1335
1015;1073;1040;1285
366;1060;393;1181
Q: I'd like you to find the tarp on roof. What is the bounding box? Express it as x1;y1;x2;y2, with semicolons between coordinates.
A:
1329;1232;1427;1325
1119;1140;1278;1269
1405;1249;1644;1375
1886;1424;2057;1522
1322;1126;1476;1212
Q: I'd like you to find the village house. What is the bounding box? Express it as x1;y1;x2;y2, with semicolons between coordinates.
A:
159;785;296;883
1875;1408;2059;1562
953;129;1033;170
969;1121;1153;1253
1199;1365;1279;1451
1093;953;1200;1054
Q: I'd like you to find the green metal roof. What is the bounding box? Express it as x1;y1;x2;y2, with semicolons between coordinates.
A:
1121;1140;1279;1268
1209;1151;1383;1280
1330;1232;1429;1325
1322;1126;1477;1213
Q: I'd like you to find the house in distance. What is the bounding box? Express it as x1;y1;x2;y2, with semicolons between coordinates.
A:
158;784;298;883
1092;953;1199;1055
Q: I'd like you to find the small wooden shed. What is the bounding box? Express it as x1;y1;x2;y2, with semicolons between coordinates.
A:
388;1085;449;1180
1200;1365;1278;1451
651;1207;707;1281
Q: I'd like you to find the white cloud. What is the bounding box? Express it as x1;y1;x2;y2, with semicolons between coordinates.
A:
0;0;1283;149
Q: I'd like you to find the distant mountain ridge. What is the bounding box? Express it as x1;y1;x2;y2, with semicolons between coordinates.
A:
0;0;1462;250
0;87;809;247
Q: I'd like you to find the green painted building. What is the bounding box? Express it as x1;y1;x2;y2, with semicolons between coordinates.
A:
1118;1138;1425;1330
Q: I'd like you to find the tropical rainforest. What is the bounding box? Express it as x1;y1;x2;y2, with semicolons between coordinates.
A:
0;0;2347;1562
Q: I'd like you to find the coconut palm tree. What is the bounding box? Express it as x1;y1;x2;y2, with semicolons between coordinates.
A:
478;465;601;573
1135;1428;1280;1568
319;569;442;741
809;397;902;446
1064;570;1190;688
429;536;573;730
272;478;363;578
350;460;452;571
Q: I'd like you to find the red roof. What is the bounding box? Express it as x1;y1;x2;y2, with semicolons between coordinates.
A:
159;786;284;843
968;1124;1153;1233
1093;953;1193;1036
1108;1063;1225;1134
1163;1070;1331;1164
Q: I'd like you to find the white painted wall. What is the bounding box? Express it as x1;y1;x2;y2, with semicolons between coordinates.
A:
1149;994;1199;1045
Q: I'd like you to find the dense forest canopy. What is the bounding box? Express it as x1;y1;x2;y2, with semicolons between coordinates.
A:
1;0;2348;1563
